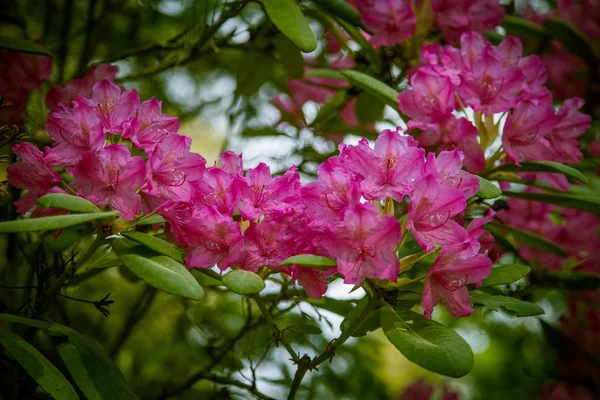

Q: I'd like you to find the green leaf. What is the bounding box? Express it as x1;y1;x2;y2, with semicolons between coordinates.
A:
486;223;568;257
340;70;399;109
280;254;336;270
111;238;204;300
380;306;473;378
481;264;531;287
544;18;597;65
341;298;381;337
494;161;588;184
335;18;380;70
222;269;265;295
37;193;101;213
470;291;544;317
262;0;317;53
543;271;600;291
77;244;121;273
304;68;346;81
120;231;185;263
310;0;363;28
236;52;275;96
476;176;502;199
0;315;138;400
135;215;166;225
0;211;118;233
311;91;348;126
306;297;354;316
355;91;385;124
502;190;600;215
0;327;78;400
0;36;52;56
285;323;322;335
272;35;304;78
501;15;548;42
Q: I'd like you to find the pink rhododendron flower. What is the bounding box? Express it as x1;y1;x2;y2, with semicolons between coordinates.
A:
44;96;106;166
240;221;295;272
143;134;206;203
160;203;244;271
192;167;240;216
502;95;558;165
236;163;300;220
0;48;52;125
71;144;146;220
425;151;479;198
340;129;425;201
122;97;180;153
91;79;140;134
46;64;119;110
401;379;434;400
407;175;467;252
422;242;492;318
7;143;62;213
457;32;525;114
287;266;329;300
548;98;591;165
219;151;243;176
349;0;415;47
398;68;457;120
409;115;484;173
301;157;361;222
433;0;504;42
324;203;401;285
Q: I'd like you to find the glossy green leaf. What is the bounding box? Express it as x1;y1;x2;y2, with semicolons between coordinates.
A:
0;211;118;233
0;314;138;400
280;254;336;270
503;190;600;215
112;238;203;300
486;223;568;257
135;215;166;225
304;68;346;81
311;0;363;27
37;193;101;213
77;244;121;273
502;15;548;42
0;36;52;56
286;323;322;335
495;161;588;184
476;176;502;199
272;35;304;78
0;327;78;400
355;91;385;124
481;264;531;287
341;298;380;337
335;18;380;70
121;231;185;263
262;0;317;52
544;18;597;65
222;269;265;295
380;306;473;378
470;291;544;317
311;91;347;125
341;70;399;109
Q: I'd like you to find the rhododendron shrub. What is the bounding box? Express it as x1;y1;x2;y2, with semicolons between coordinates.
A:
0;0;599;399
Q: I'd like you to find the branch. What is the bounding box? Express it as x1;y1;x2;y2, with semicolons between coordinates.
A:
251;295;300;364
201;374;275;400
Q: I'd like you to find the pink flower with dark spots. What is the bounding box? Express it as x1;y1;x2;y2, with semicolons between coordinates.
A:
341;129;426;202
422;242;492;318
91;79;139;134
7;143;62;213
349;0;415;47
398;67;457;120
44;96;106;166
425;150;480;198
324;203;401;285
143;133;206;203
192;167;240;216
548;97;591;165
236;163;300;220
71;144;146;220
122;98;180;154
407;175;467;252
240;221;295;272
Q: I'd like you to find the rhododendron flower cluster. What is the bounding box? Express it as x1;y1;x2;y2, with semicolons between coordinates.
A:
399;32;591;190
8;78;493;317
348;0;504;47
0;49;51;125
